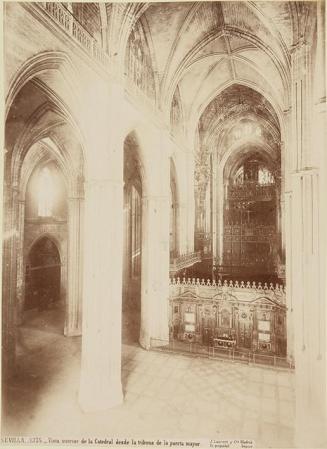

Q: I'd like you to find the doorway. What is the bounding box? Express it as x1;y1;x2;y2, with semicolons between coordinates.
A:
24;237;63;332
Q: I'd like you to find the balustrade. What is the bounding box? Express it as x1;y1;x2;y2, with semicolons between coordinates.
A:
41;2;110;67
37;3;157;111
168;275;287;360
169;252;202;274
169;276;286;304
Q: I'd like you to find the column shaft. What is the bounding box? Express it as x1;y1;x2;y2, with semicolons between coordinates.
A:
140;195;170;348
2;184;18;380
16;199;25;325
65;196;83;336
79;179;123;411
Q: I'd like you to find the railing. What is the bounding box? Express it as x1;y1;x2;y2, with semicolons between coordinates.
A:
151;338;293;370
37;3;157;113
40;3;110;67
170;276;286;304
170;252;202;274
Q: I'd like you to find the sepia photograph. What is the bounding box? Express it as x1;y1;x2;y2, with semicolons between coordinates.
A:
1;1;326;448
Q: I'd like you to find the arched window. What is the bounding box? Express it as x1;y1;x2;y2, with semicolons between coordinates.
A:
258;167;274;185
234;166;244;185
38;167;54;217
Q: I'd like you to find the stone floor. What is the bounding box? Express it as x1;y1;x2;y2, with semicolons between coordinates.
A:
2;307;295;447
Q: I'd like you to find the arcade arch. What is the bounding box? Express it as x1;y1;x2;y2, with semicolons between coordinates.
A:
3;72;85;380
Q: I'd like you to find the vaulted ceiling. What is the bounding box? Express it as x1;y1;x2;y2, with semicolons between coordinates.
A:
60;1;317;153
123;1;316;142
141;1;304;119
113;1;316;184
195;84;281;186
66;2;316;130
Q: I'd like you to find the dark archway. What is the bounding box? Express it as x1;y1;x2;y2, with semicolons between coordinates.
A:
25;237;61;312
122;132;143;345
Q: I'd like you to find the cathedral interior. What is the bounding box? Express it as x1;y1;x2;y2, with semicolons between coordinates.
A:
2;1;326;448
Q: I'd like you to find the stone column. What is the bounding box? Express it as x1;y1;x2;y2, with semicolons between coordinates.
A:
292;169;326;446
290;29;327;446
16;198;25;325
275;181;283;276
139;129;170;349
186;151;195;253
290;41;312;172
78;82;124;412
211;152;217;264
122;184;131;297
282;108;293;361
140;195;170;348
279;140;286;261
2;182;19;380
215;170;225;267
177;200;187;255
79;178;123;412
284;190;294;362
176;148;191;256
174;198;180;258
65;196;83;336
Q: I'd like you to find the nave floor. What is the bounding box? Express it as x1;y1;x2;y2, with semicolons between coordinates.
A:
2;307;295;447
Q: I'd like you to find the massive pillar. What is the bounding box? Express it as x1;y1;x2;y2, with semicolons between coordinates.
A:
214;159;225;269
211;153;217;264
283;109;294;362
79;84;124;412
185;150;195;254
139;130;170;348
16;197;25;325
173;148;189;256
2;182;19;381
140;194;170;348
177;199;187;255
290;23;327;447
279;141;286;265
292;169;325;447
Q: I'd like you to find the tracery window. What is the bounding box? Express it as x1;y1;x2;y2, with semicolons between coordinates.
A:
38;167;54;217
234;166;244;185
258;167;274;185
125;21;156;102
